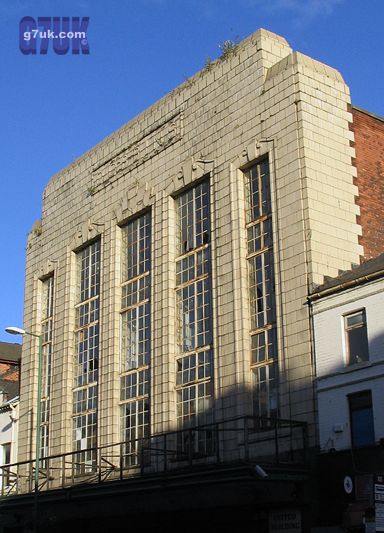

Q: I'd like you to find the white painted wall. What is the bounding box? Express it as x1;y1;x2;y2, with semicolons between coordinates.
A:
312;278;384;451
0;399;19;491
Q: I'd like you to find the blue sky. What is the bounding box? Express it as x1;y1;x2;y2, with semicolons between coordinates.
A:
0;0;383;341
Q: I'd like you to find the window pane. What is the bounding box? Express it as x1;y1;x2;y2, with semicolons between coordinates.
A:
345;310;369;365
251;328;276;364
348;328;369;364
248;251;275;330
121;303;150;370
252;363;278;419
245;161;271;223
346;312;364;328
122;213;150;281
176;182;209;255
120;400;150;466
77;241;100;303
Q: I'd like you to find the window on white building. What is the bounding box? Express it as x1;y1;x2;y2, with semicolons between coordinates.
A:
344;309;369;365
348;391;375;447
244;160;278;421
73;240;100;473
175;181;213;455
40;275;54;465
1;443;11;489
120;213;151;466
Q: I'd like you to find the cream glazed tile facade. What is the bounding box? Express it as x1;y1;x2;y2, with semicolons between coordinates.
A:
19;28;362;465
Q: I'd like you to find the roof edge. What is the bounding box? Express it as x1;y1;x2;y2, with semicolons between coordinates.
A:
352;105;384;123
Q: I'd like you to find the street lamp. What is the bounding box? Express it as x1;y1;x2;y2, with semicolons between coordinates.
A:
4;327;26;336
5;326;43;531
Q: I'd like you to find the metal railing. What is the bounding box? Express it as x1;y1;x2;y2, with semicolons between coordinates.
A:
0;416;308;496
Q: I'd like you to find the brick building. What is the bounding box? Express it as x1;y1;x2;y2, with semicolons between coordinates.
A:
1;29;383;532
352;107;384;261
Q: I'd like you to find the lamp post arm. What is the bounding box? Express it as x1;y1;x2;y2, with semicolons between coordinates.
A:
27;331;41;339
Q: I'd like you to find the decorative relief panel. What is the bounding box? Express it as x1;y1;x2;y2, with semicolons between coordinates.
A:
164;158;215;194
70;219;104;250
112;157;214;223
36;260;57;280
90;113;183;195
113;182;155;223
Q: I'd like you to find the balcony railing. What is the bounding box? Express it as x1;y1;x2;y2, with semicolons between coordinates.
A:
0;416;308;497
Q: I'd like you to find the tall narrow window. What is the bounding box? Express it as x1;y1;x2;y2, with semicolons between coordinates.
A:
120;214;150;466
1;443;11;490
245;160;278;420
344;310;369;365
73;241;100;473
175;181;213;454
349;391;375;447
40;275;54;464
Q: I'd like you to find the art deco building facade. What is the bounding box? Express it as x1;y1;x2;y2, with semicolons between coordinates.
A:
5;28;381;531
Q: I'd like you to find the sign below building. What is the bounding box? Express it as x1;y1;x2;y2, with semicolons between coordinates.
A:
269;509;302;533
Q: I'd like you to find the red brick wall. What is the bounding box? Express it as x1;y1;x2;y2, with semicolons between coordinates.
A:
352;107;384;260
